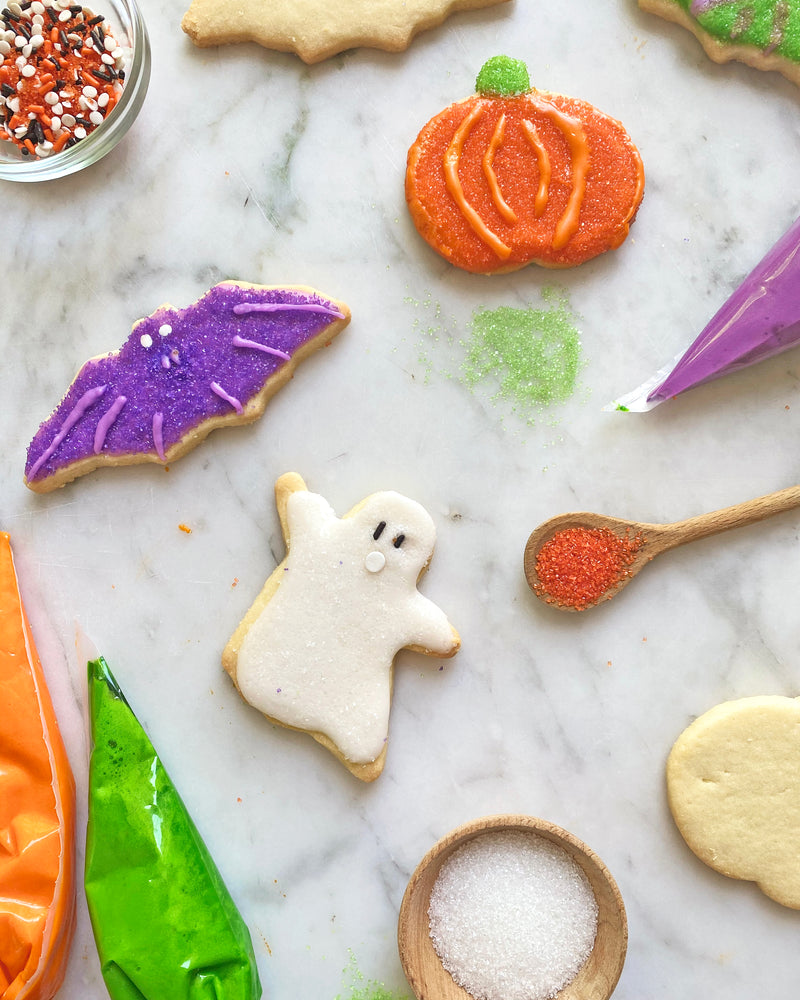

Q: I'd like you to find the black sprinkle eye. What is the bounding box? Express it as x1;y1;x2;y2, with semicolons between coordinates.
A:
393;534;405;549
373;521;386;540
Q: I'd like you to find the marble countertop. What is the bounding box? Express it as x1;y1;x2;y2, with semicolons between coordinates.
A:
4;0;800;997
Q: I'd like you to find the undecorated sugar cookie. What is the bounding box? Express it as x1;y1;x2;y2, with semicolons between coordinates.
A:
223;473;460;782
25;283;350;492
639;0;800;87
181;0;510;64
667;695;800;908
406;55;645;273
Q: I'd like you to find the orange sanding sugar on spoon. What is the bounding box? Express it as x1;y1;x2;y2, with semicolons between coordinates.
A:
534;525;643;609
0;0;126;158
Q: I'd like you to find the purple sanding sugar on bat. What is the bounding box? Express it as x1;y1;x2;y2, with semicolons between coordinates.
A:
26;284;345;484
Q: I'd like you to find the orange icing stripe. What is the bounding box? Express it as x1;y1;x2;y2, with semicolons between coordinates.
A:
520;119;551;218
530;95;590;251
0;532;76;1000
482;114;517;225
444;101;512;261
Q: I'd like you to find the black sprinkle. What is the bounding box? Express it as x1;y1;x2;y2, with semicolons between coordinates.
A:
87;13;104;24
2;8;21;21
1;83;14;97
393;534;405;548
59;28;69;46
92;66;113;80
373;521;386;540
46;7;58;22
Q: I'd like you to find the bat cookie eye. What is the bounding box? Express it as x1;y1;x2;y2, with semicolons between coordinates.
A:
365;551;386;573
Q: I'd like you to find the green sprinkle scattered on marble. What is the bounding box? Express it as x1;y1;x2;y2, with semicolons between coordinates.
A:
615;403;630;411
461;289;582;420
335;951;410;1000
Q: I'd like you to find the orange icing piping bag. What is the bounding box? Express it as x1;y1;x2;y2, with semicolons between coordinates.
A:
0;532;77;1000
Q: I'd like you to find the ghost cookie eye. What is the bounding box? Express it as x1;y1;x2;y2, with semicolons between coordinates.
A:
373;521;387;540
393;534;406;548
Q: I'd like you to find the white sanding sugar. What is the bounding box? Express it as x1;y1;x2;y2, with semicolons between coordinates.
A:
428;830;598;1000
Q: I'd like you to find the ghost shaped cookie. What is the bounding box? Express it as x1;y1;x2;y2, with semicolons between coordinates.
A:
223;473;460;781
667;695;800;908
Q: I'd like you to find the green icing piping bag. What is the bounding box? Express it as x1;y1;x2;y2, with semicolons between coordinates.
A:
84;655;262;1000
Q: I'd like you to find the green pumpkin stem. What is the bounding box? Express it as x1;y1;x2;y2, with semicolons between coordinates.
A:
475;55;531;97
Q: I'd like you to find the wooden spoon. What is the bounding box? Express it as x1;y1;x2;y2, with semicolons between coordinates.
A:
397;814;627;1000
524;484;800;612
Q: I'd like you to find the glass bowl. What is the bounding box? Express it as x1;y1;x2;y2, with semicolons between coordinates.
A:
0;0;150;182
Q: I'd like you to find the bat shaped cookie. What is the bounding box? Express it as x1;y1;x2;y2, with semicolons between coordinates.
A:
25;283;350;492
223;473;461;781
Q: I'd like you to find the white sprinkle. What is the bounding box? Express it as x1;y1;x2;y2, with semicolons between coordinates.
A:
44;91;59;105
103;34;115;50
101;52;113;64
140;334;153;348
0;40;10;55
58;8;71;20
14;34;26;47
52;102;63;115
61;112;75;127
31;2;46;13
158;324;172;337
6;96;19;113
97;92;109;108
428;831;599;1000
7;2;22;14
32;14;44;26
30;33;44;47
21;42;31;56
365;551;386;573
50;116;61;131
73;125;86;139
21;64;36;77
82;84;98;98
89;110;103;125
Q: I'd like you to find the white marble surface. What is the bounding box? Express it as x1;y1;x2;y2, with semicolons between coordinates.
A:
4;0;800;997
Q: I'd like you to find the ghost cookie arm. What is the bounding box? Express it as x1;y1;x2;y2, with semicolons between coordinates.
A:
404;593;460;657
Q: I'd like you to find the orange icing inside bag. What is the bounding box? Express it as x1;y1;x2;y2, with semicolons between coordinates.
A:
0;533;76;1000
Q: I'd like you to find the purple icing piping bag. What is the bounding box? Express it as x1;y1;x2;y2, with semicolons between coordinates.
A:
606;217;800;411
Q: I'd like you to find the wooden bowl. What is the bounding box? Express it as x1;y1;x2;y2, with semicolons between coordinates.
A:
397;815;627;1000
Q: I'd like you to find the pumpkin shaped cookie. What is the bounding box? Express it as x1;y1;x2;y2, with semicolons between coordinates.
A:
406;56;645;273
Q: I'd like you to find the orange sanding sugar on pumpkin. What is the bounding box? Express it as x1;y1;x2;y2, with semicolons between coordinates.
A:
0;1;126;158
405;55;644;274
534;526;643;609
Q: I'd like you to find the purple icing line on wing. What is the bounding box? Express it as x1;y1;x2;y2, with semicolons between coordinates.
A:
210;381;244;414
232;335;291;361
26;285;345;483
28;385;107;480
93;395;127;454
233;302;345;319
153;412;166;462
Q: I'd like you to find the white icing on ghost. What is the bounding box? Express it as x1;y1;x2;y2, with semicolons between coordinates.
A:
235;487;458;765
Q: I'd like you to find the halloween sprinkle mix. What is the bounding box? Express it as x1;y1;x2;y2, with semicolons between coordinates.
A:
0;0;126;157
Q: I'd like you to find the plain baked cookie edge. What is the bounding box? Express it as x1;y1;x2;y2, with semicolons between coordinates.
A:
181;0;511;62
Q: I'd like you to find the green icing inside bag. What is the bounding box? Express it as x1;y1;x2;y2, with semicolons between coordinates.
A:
85;656;262;1000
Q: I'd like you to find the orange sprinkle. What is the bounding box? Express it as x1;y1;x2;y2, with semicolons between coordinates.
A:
178;524;192;534
534;526;643;610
